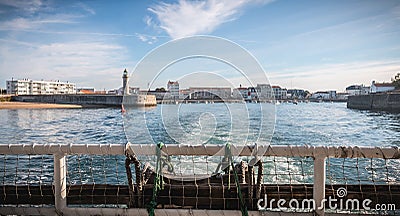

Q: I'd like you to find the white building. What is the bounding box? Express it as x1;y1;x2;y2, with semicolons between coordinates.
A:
179;89;191;100
167;81;180;99
311;91;330;100
311;90;337;100
232;87;249;100
370;81;395;93
287;89;307;99
345;85;370;96
272;86;287;99
188;87;232;100
256;84;273;100
6;78;76;95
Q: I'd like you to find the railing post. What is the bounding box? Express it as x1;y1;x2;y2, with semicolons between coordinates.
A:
54;153;67;214
314;154;326;216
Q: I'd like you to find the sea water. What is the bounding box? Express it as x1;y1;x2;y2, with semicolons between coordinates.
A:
0;102;399;185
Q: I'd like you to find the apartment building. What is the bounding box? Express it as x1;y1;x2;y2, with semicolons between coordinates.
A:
6;78;76;95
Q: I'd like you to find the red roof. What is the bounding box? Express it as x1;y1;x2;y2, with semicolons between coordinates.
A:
374;83;394;87
168;81;178;85
78;89;95;94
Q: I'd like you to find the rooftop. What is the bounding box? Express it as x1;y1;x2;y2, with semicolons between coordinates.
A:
373;82;395;87
168;80;179;85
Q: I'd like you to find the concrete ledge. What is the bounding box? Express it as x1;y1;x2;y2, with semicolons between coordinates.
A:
347;92;400;112
11;94;157;107
0;102;82;109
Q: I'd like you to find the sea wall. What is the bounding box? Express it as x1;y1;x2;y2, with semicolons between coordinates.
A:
347;92;400;112
12;94;123;107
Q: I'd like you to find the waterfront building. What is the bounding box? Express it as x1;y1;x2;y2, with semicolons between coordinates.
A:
77;87;95;94
147;88;169;101
345;84;370;96
256;84;273;100
311;91;330;100
188;87;232;100
328;90;337;99
112;86;139;95
167;81;180;99
6;78;76;95
232;87;249;100
179;89;191;100
247;87;258;100
370;81;395;93
361;86;370;95
129;87;140;95
287;89;307;99
310;90;336;100
272;86;287;99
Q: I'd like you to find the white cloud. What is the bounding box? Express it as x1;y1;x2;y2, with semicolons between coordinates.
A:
135;33;159;44
143;15;153;27
0;40;130;90
148;0;272;39
0;15;78;30
0;0;44;13
75;2;96;15
0;0;95;32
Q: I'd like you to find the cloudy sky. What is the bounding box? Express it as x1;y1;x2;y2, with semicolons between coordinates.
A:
0;0;399;92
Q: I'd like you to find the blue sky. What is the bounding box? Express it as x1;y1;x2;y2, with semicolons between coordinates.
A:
0;0;399;92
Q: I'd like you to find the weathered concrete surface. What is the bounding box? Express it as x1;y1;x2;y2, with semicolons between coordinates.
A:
12;94;156;107
347;92;400;112
0;102;82;109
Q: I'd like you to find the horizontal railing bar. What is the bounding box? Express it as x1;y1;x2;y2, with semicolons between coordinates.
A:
0;144;399;159
0;207;377;216
0;144;126;155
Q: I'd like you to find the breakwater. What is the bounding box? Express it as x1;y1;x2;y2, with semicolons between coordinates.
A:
12;94;156;107
347;92;400;112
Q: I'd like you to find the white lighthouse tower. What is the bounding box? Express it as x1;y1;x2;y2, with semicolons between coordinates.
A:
122;68;129;95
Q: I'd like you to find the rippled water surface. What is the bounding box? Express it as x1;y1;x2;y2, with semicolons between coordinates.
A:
0;102;399;185
0;102;398;147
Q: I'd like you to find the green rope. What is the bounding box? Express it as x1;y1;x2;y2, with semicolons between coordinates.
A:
226;143;249;216
147;142;164;216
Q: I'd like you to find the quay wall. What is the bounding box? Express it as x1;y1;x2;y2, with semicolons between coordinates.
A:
347;92;400;112
12;95;124;107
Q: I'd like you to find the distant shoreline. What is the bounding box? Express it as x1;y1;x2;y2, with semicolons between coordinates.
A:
0;101;82;109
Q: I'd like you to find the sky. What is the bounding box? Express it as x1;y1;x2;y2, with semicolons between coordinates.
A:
0;0;399;92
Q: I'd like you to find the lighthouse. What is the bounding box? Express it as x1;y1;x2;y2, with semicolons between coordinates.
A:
122;68;129;95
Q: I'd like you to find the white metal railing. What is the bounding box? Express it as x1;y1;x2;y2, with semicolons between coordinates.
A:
0;143;399;216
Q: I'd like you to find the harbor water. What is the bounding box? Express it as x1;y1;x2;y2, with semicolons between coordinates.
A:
1;102;398;147
0;102;399;185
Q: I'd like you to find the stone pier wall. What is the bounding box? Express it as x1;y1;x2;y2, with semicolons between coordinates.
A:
347;92;400;112
12;94;123;106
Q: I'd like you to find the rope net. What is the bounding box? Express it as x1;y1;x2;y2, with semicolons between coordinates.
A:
326;157;399;214
0;145;399;215
0;155;54;207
